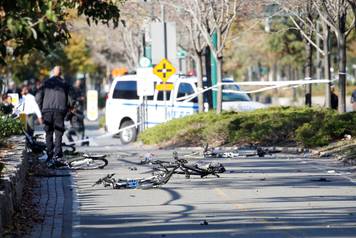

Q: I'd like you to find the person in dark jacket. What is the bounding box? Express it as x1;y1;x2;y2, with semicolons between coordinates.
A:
330;85;338;110
65;101;85;143
36;66;71;160
72;79;85;111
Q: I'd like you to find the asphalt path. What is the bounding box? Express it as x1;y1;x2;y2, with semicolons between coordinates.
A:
71;136;356;238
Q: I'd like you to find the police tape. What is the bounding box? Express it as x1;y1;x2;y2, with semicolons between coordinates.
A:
66;78;335;146
176;79;335;102
65;122;143;146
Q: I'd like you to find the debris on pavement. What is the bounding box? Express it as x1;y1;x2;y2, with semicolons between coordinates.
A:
316;139;356;165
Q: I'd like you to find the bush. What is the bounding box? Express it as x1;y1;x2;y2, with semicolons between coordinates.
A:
98;115;106;129
139;107;356;148
0;116;23;138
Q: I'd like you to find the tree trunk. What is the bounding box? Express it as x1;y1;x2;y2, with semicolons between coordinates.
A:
323;22;331;108
305;39;313;107
195;52;204;113
216;56;223;113
338;34;347;113
272;63;279;105
292;68;297;103
316;21;322;82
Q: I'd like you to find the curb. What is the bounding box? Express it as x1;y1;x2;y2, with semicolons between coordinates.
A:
0;136;27;235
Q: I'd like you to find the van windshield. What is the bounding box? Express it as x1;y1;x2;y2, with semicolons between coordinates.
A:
222;83;250;102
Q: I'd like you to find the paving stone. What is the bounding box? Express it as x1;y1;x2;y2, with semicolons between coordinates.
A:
27;170;72;238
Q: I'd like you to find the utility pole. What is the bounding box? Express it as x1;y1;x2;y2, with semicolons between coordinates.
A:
211;32;218;110
205;46;213;109
161;4;168;121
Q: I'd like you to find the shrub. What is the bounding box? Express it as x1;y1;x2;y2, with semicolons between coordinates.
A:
98;115;106;129
139;107;356;148
0;116;23;138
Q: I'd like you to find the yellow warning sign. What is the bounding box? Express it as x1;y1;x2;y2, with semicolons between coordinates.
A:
153;58;176;83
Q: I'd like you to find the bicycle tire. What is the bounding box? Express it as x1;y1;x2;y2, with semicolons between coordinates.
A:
68;157;108;170
83;154;106;159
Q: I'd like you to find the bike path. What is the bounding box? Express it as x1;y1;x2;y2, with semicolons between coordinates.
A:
72;147;356;238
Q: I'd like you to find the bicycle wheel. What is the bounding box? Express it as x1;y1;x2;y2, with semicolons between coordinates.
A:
68;157;108;170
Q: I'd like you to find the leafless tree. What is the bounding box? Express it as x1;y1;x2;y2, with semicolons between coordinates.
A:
161;1;208;112
182;0;241;113
71;1;151;72
180;12;207;112
292;1;317;107
314;0;356;112
273;0;356;110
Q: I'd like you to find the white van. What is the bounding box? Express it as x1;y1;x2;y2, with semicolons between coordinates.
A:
106;72;265;144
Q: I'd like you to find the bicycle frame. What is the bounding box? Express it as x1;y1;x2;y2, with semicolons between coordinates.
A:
93;165;179;189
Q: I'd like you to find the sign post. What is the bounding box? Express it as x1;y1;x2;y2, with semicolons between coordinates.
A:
137;68;155;130
153;58;176;121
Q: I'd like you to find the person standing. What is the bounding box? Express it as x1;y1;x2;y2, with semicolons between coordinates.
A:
72;79;85;111
69;79;86;141
330;85;338;110
36;66;70;161
351;89;356;111
19;85;43;136
0;94;14;115
65;101;85;143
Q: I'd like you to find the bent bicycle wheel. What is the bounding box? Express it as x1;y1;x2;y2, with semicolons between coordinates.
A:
68;157;108;170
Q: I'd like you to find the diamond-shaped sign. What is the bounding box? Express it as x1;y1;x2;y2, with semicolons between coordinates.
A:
153;58;176;83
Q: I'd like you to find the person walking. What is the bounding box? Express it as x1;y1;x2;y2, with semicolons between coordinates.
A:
19;85;43;136
36;66;71;161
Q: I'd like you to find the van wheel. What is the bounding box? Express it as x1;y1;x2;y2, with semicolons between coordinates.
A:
119;120;137;144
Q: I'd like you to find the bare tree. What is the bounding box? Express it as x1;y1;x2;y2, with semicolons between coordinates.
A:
274;0;334;107
295;1;317;107
162;1;208;112
180;13;207;112
183;0;241;113
71;1;151;71
314;0;356;113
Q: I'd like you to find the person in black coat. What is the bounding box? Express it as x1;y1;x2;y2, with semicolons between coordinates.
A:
36;66;71;161
330;85;338;110
65;101;85;143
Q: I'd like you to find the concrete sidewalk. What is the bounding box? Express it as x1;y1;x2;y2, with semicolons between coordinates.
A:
26;170;73;238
